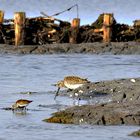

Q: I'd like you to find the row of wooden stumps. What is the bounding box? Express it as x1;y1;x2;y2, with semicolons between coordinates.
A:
0;10;113;46
70;13;113;43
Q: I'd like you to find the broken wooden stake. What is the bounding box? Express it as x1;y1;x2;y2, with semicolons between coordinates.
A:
0;10;7;44
0;10;4;24
69;18;80;43
103;13;113;42
14;12;26;47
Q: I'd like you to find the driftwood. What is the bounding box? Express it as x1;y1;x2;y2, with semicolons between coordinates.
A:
0;14;140;45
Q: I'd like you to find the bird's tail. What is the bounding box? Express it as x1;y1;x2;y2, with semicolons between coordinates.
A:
84;78;91;83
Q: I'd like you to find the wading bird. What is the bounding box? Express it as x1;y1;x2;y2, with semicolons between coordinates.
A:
12;99;32;110
53;76;90;99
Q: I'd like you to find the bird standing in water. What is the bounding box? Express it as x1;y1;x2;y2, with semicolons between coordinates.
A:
54;76;90;99
12;99;32;110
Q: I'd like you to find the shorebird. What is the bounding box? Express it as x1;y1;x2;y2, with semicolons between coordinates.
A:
12;99;32;110
53;76;90;99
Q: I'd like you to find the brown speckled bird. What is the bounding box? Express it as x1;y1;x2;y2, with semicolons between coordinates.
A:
54;76;90;99
12;99;32;110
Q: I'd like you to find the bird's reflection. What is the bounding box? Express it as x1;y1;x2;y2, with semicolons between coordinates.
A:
12;109;29;116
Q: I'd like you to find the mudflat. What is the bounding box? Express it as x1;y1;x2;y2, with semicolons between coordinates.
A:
44;77;140;125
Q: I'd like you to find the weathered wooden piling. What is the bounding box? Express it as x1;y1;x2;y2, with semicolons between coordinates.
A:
0;10;7;44
0;10;4;24
14;12;26;47
69;18;80;43
103;13;113;42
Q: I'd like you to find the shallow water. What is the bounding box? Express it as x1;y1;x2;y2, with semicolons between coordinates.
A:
0;54;140;140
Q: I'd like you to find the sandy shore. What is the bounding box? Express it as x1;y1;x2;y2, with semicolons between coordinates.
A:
0;42;140;54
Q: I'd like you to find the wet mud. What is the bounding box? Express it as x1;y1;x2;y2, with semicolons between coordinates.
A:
0;42;140;55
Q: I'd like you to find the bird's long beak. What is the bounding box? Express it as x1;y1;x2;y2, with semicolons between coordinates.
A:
54;87;60;100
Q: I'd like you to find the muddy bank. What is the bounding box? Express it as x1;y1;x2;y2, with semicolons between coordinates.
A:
129;129;140;137
44;77;140;125
0;41;140;54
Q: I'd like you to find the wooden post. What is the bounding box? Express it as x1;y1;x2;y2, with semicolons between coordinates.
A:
0;10;4;24
0;10;6;44
103;13;113;42
71;18;80;28
69;18;80;43
14;12;26;47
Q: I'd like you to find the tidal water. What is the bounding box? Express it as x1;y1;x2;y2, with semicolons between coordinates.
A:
0;54;140;140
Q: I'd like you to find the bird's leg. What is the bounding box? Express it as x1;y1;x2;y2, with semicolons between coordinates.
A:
12;108;15;113
77;98;81;106
18;106;24;111
19;106;26;112
54;87;60;100
23;107;27;112
24;106;26;111
67;89;73;92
